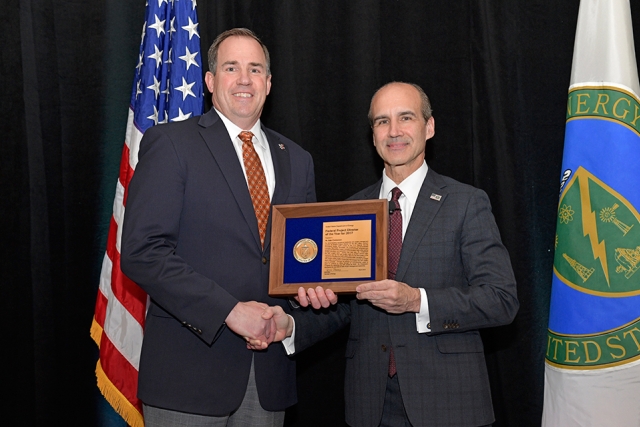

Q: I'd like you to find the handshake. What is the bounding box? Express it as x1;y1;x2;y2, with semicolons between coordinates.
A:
225;279;419;349
224;286;338;350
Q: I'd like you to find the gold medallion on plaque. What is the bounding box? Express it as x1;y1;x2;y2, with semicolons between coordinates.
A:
293;238;318;263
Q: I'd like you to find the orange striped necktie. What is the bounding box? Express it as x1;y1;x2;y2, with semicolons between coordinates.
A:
239;131;270;248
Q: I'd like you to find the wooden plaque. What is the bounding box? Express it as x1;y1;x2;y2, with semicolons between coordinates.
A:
268;199;388;296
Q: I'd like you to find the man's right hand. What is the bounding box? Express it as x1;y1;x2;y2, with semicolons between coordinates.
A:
245;305;293;350
225;301;274;350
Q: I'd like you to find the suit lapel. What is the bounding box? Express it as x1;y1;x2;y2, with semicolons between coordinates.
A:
396;170;448;281
198;110;262;249
266;128;292;205
263;127;291;250
358;180;383;201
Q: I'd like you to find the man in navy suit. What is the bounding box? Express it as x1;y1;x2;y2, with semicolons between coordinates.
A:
121;28;316;426
261;82;518;427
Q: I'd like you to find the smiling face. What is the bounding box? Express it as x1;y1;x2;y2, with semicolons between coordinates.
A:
205;36;272;130
370;83;435;184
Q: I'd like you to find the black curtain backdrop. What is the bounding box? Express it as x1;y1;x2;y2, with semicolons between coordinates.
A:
7;1;640;425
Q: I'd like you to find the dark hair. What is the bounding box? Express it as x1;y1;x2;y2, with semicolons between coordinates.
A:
207;28;271;75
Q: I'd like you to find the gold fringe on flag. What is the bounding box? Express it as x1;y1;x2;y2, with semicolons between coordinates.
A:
96;359;144;427
90;317;102;347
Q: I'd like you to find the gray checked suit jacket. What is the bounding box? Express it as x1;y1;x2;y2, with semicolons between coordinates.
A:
292;169;518;427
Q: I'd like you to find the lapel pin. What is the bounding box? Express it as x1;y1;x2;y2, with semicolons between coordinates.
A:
430;193;442;201
278;143;286;150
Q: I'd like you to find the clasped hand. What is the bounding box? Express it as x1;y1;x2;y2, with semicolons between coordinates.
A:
236;281;418;351
224;301;277;350
241;286;339;350
225;301;293;350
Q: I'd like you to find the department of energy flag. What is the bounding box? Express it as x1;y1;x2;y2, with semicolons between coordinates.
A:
542;1;640;426
90;0;203;425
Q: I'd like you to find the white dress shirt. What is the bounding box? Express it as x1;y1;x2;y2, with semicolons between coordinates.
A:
379;161;431;333
214;107;275;198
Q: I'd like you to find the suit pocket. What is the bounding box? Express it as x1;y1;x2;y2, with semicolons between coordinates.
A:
345;338;358;358
435;331;484;354
148;302;174;319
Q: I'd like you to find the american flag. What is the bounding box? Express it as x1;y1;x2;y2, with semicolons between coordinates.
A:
90;1;203;425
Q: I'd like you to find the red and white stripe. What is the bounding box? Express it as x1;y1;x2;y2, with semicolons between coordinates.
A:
90;108;147;427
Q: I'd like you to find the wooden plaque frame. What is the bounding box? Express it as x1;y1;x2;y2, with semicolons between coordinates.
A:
268;199;388;296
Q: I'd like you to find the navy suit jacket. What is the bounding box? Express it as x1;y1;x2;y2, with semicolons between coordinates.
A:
293;169;518;427
121;108;316;415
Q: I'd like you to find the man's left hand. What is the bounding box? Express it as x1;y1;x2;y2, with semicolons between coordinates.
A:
296;286;338;309
356;280;421;314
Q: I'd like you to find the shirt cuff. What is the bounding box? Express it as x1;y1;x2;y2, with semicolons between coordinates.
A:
282;315;296;355
415;288;431;333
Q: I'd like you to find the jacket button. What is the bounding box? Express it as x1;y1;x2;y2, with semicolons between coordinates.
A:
443;324;449;329
262;257;268;264
381;345;387;352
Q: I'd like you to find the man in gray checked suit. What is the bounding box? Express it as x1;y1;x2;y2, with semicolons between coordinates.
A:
259;81;519;427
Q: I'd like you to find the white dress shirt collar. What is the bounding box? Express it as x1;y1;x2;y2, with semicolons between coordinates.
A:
213;107;267;151
380;161;429;206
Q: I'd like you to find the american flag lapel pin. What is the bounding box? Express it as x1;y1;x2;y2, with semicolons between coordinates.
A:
278;143;286;150
430;193;442;201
